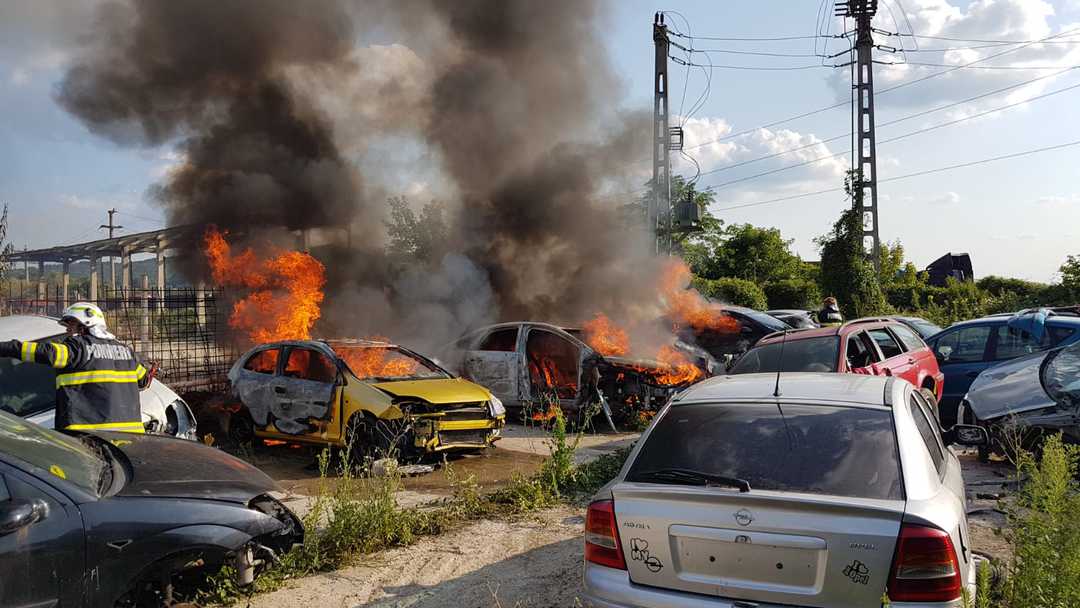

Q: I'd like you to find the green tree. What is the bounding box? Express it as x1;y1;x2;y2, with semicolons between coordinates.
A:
384;197;448;266
815;171;888;318
1061;254;1080;296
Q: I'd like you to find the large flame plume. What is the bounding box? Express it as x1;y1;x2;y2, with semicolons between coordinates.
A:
582;313;629;357
204;227;326;344
660;258;741;334
334;341;420;380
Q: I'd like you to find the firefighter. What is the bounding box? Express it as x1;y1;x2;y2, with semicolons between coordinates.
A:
0;302;150;433
818;296;845;327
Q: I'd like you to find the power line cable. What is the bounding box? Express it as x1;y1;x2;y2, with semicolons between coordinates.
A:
713;138;1080;212
670;31;827;42
907;33;1080;44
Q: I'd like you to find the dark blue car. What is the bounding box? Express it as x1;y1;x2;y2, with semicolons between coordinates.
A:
926;308;1080;427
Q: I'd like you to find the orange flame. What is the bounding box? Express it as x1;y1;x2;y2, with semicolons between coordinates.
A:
204;227;326;344
335;340;419;379
660;258;740;334
653;345;705;385
583;313;630;357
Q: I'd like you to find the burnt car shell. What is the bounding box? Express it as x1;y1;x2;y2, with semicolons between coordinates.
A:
0;417;301;607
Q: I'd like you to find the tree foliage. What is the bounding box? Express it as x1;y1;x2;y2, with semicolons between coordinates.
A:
1061;255;1080;298
384;197;448;266
815;171;888;318
0;204;12;282
691;276;768;310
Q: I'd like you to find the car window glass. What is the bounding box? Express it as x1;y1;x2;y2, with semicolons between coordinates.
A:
934;326;991;363
283;348;338;383
525;330;580;399
336;346;449;381
627;403;903;500
846;334;871;368
868;328;904;359
993;326;1051;360
0;412;107;495
729;337;839;374
478;328;518;352
0;476;9;502
1048;326;1076;347
891;324;926;352
0;357;56;417
244;349;280;374
909;395;945;474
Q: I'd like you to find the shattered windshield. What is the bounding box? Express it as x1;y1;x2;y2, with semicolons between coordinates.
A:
0;411;108;496
1043;341;1080;408
729;336;840;374
336;346;450;382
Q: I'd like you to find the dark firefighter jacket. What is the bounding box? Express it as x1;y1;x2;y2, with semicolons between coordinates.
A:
0;335;149;433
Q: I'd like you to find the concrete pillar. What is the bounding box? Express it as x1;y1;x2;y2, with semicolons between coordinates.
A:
36;261;45;301
61;261;70;307
156;237;166;311
141;274;151;340
121;247;132;295
89;256;99;301
196;280;208;328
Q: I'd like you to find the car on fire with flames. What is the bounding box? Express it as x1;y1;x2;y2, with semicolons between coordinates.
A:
450;322;710;422
227;339;505;458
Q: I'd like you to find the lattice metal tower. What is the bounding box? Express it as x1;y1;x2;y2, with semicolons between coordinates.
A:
837;0;881;269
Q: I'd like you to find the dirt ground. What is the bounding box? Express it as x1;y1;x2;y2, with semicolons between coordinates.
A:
240;506;586;608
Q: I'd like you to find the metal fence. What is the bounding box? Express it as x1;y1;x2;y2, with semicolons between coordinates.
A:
1;285;240;392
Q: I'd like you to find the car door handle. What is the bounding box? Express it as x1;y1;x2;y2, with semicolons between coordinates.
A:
907;357;916;364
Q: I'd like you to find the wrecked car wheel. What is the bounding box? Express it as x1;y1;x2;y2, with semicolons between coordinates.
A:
228;409;257;448
347;414;410;465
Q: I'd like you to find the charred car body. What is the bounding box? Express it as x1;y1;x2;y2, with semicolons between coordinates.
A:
960;340;1080;456
228;339;505;458
452;322;706;420
0;410;301;607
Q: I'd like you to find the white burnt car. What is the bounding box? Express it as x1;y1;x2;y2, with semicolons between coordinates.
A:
0;315;197;439
450;322;715;421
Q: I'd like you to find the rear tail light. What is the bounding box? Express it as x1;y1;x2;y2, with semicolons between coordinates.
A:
585;500;626;570
888;524;962;603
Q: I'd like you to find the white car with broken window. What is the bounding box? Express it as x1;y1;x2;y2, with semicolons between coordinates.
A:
583;373;987;608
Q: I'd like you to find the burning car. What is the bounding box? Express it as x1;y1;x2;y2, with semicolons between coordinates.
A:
451;322;708;421
227;339;504;459
959;339;1080;458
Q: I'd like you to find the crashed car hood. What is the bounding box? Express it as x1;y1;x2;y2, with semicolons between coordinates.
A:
103;432;281;503
369;378;491;404
602;355;667;371
965;351;1053;421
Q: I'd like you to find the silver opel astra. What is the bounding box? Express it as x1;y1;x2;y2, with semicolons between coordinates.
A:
583;373;987;608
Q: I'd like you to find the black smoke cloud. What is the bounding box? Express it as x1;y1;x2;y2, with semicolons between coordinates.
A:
57;0;659;345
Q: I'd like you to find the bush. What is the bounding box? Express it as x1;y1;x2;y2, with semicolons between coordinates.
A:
764;278;821;310
693;276;768;310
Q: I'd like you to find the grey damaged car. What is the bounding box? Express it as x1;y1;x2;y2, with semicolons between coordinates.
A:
959;340;1080;454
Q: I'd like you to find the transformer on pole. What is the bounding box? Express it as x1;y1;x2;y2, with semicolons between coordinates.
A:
836;0;881;270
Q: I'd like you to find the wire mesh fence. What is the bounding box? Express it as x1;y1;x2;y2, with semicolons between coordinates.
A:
1;284;240;392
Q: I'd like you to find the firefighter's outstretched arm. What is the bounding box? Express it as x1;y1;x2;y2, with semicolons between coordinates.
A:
0;339;84;371
134;357;152;390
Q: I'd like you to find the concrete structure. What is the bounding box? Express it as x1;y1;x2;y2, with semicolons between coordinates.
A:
6;227;191;303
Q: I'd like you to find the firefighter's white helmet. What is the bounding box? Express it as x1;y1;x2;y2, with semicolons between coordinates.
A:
60;302;113;338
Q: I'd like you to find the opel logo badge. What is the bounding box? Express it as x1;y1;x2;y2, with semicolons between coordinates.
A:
734;509;754;527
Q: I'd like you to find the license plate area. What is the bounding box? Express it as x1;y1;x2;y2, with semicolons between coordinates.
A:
671;525;827;594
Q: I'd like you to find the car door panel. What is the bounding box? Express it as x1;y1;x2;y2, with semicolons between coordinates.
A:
272;348;338;435
463;351;522;406
0;463;84;608
931;325;994;426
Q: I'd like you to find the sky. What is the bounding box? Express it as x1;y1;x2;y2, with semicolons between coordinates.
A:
2;0;1080;282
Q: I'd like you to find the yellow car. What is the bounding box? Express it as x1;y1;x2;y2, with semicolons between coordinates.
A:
227;339;504;458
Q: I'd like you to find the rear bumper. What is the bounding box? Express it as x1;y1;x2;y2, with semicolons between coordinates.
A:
583;562;970;608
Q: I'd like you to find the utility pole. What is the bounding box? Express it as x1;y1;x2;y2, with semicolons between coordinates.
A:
836;0;881;270
99;208;122;291
652;12;672;255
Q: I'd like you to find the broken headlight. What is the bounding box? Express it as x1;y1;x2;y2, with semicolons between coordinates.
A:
488;395;506;417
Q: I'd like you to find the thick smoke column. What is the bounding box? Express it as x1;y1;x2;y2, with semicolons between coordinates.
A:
57;0;364;232
57;0;661;348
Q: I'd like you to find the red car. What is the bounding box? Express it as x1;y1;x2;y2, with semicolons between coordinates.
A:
729;317;945;402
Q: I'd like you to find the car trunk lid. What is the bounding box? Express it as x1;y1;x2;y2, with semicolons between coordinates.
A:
611;485;903;607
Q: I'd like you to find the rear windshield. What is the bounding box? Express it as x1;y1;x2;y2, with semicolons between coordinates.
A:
627;402;903;500
729;336;840;374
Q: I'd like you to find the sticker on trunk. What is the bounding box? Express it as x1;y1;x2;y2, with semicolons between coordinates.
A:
630;538;664;573
843;559;870;585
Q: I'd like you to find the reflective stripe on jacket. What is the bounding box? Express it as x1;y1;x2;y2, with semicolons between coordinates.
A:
1;335;148;433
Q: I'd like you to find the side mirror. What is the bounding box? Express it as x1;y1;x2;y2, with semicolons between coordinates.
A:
943;424;989;447
0;498;47;536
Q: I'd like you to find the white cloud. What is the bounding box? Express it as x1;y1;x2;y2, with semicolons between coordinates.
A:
9;68;29;86
928;191;961;204
1034;193;1080;205
59;194;100;210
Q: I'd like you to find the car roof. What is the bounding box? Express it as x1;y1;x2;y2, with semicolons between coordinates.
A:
0;315;64;341
945;310;1080;330
754;317;898;346
674;372;897;407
